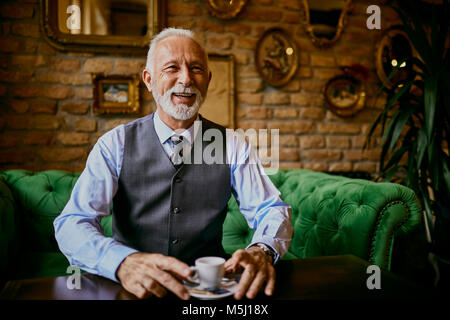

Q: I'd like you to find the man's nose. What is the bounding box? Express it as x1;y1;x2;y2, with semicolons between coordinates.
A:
178;66;193;87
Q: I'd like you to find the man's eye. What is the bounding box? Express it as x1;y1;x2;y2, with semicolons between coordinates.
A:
165;66;178;71
191;66;204;73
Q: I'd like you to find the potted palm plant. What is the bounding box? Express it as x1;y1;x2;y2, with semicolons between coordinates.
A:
366;0;449;286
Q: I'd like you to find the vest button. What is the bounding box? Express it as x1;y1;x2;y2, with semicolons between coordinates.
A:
173;207;180;214
172;239;179;244
175;177;182;183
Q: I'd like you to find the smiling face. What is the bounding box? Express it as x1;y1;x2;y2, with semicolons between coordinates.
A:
143;35;211;121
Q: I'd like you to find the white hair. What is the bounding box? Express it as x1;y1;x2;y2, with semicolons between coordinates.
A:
145;28;208;76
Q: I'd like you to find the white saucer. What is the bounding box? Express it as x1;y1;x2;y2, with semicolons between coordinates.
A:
184;277;238;300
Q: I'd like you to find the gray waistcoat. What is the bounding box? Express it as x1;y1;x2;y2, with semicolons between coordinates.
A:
112;113;231;264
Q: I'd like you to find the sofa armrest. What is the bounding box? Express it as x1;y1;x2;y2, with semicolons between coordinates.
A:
0;175;18;283
279;170;422;270
222;169;422;270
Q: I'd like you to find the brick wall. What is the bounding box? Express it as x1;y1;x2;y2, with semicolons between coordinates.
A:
0;0;401;174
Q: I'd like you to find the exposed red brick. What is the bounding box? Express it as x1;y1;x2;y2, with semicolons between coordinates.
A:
75;119;97;132
29;100;57;114
302;149;341;161
0;150;33;163
57;132;90;146
39;147;87;162
83;58;114;73
11;23;40;38
246;107;271;119
60;101;90;115
300;136;325;149
0;4;34;19
31;116;64;130
0;36;20;52
115;60;146;74
273;108;298;119
50;58;81;72
268;120;314;134
238;93;263;106
168;2;201;16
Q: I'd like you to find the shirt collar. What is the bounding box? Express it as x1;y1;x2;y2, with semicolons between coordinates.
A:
153;111;198;146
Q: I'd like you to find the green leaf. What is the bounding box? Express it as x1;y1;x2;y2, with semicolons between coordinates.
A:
424;75;438;143
365;113;383;148
388;107;415;151
421;194;434;236
391;2;432;67
407;143;419;188
434;0;449;68
386;80;413;110
383;146;408;173
416;127;427;169
442;158;450;198
384;165;400;181
382;111;400;145
411;57;427;74
442;71;450;121
427;136;439;190
430;1;440;70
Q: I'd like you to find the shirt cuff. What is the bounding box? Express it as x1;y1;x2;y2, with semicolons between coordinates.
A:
246;242;280;264
98;244;138;283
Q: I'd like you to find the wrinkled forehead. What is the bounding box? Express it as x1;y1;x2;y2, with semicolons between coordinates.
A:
153;36;209;68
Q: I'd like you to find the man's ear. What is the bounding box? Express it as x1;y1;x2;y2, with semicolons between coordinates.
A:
207;70;212;89
142;69;152;92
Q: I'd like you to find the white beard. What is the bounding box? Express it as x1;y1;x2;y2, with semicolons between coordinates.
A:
151;81;205;121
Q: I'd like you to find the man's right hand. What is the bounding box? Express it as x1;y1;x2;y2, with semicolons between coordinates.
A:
116;252;192;300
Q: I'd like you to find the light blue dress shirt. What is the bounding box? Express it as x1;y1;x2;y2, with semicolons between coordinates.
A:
54;111;293;282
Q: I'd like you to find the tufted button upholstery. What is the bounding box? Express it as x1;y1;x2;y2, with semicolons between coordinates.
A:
0;168;422;280
222;169;422;269
0;170;81;253
0;175;16;280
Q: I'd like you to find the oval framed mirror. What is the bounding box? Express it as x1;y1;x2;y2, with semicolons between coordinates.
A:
375;25;417;89
40;0;165;53
300;0;352;49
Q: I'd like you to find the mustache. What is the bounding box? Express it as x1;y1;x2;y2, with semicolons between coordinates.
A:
167;84;201;96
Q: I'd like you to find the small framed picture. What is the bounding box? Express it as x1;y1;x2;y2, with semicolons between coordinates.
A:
93;74;140;114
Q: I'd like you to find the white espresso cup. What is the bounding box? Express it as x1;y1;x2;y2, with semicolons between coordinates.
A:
189;256;225;290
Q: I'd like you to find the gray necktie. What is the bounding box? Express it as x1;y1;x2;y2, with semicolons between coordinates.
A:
170;135;184;167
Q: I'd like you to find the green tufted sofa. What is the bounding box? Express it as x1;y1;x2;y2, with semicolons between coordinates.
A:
0;169;422;285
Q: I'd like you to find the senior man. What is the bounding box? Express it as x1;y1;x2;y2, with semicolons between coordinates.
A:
54;28;293;300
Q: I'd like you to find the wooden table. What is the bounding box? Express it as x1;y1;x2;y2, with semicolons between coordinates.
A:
0;255;432;300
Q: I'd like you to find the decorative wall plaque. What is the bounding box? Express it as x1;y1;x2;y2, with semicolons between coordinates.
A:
324;66;367;117
255;28;298;87
205;0;248;19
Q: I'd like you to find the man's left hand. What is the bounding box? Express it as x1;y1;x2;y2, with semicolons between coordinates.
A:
224;246;276;300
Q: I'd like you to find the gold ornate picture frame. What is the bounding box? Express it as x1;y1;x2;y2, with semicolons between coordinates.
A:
255;28;298;87
205;0;248;19
375;25;416;89
40;0;165;53
324;73;365;117
93;74;140;115
300;0;352;49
